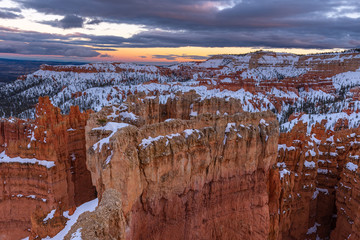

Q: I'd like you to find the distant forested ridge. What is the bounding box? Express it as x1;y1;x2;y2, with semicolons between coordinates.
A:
0;58;86;83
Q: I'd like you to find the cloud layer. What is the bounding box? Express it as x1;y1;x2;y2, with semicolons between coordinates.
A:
0;7;23;19
41;15;84;29
0;27;101;57
2;0;360;58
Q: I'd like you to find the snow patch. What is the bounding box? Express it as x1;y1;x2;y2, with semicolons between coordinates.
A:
279;169;290;179
92;122;130;151
43;209;56;222
304;160;316;169
345;162;358;172
42;198;98;240
70;228;82;240
105;151;113;165
307;222;321;235
0;151;55;168
278;144;295;151
140;135;164;149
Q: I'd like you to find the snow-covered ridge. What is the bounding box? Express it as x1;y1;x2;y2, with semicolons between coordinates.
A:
139;128;202;149
2;50;360;135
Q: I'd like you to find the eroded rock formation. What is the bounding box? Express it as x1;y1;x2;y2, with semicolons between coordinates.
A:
273;121;360;240
74;94;280;239
75;93;360;240
0;97;96;240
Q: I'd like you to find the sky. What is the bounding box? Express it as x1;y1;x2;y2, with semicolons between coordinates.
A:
0;0;358;63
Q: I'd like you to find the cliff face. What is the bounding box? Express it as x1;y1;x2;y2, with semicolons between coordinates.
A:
270;121;360;240
74;93;360;240
77;93;279;239
0;97;96;240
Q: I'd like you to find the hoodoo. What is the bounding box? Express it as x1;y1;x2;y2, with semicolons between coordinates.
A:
80;94;279;239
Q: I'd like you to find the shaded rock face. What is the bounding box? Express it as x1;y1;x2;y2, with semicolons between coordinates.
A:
0;97;96;240
272;121;360;240
84;94;279;239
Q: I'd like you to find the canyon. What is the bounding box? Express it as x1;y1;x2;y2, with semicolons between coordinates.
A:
1;50;360;239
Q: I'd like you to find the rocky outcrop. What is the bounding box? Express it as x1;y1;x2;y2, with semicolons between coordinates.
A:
80;93;279;239
78;93;360;240
64;189;125;240
329;129;360;240
0;97;96;240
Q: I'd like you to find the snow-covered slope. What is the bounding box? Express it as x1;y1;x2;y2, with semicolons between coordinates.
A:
2;50;360;133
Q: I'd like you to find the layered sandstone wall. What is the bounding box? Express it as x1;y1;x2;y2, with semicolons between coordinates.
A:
69;93;279;239
3;93;360;239
0;97;96;240
77;93;360;240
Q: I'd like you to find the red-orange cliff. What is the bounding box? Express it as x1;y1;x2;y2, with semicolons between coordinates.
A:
0;97;96;240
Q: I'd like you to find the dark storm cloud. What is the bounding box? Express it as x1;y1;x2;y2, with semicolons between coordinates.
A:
0;8;23;19
82;28;360;49
18;0;220;28
16;0;360;49
17;0;358;28
99;53;111;57
87;19;102;25
1;7;22;12
0;40;100;57
1;0;360;52
0;28;101;57
41;15;84;29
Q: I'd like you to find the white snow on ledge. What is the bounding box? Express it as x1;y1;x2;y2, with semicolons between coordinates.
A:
140;129;201;149
140;135;165;149
42;198;98;240
279;169;290;179
304;160;316;169
43;209;56;222
0;151;55;168
92;122;130;151
278;144;295;151
312;187;329;199
345;162;358;172
307;222;321;235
